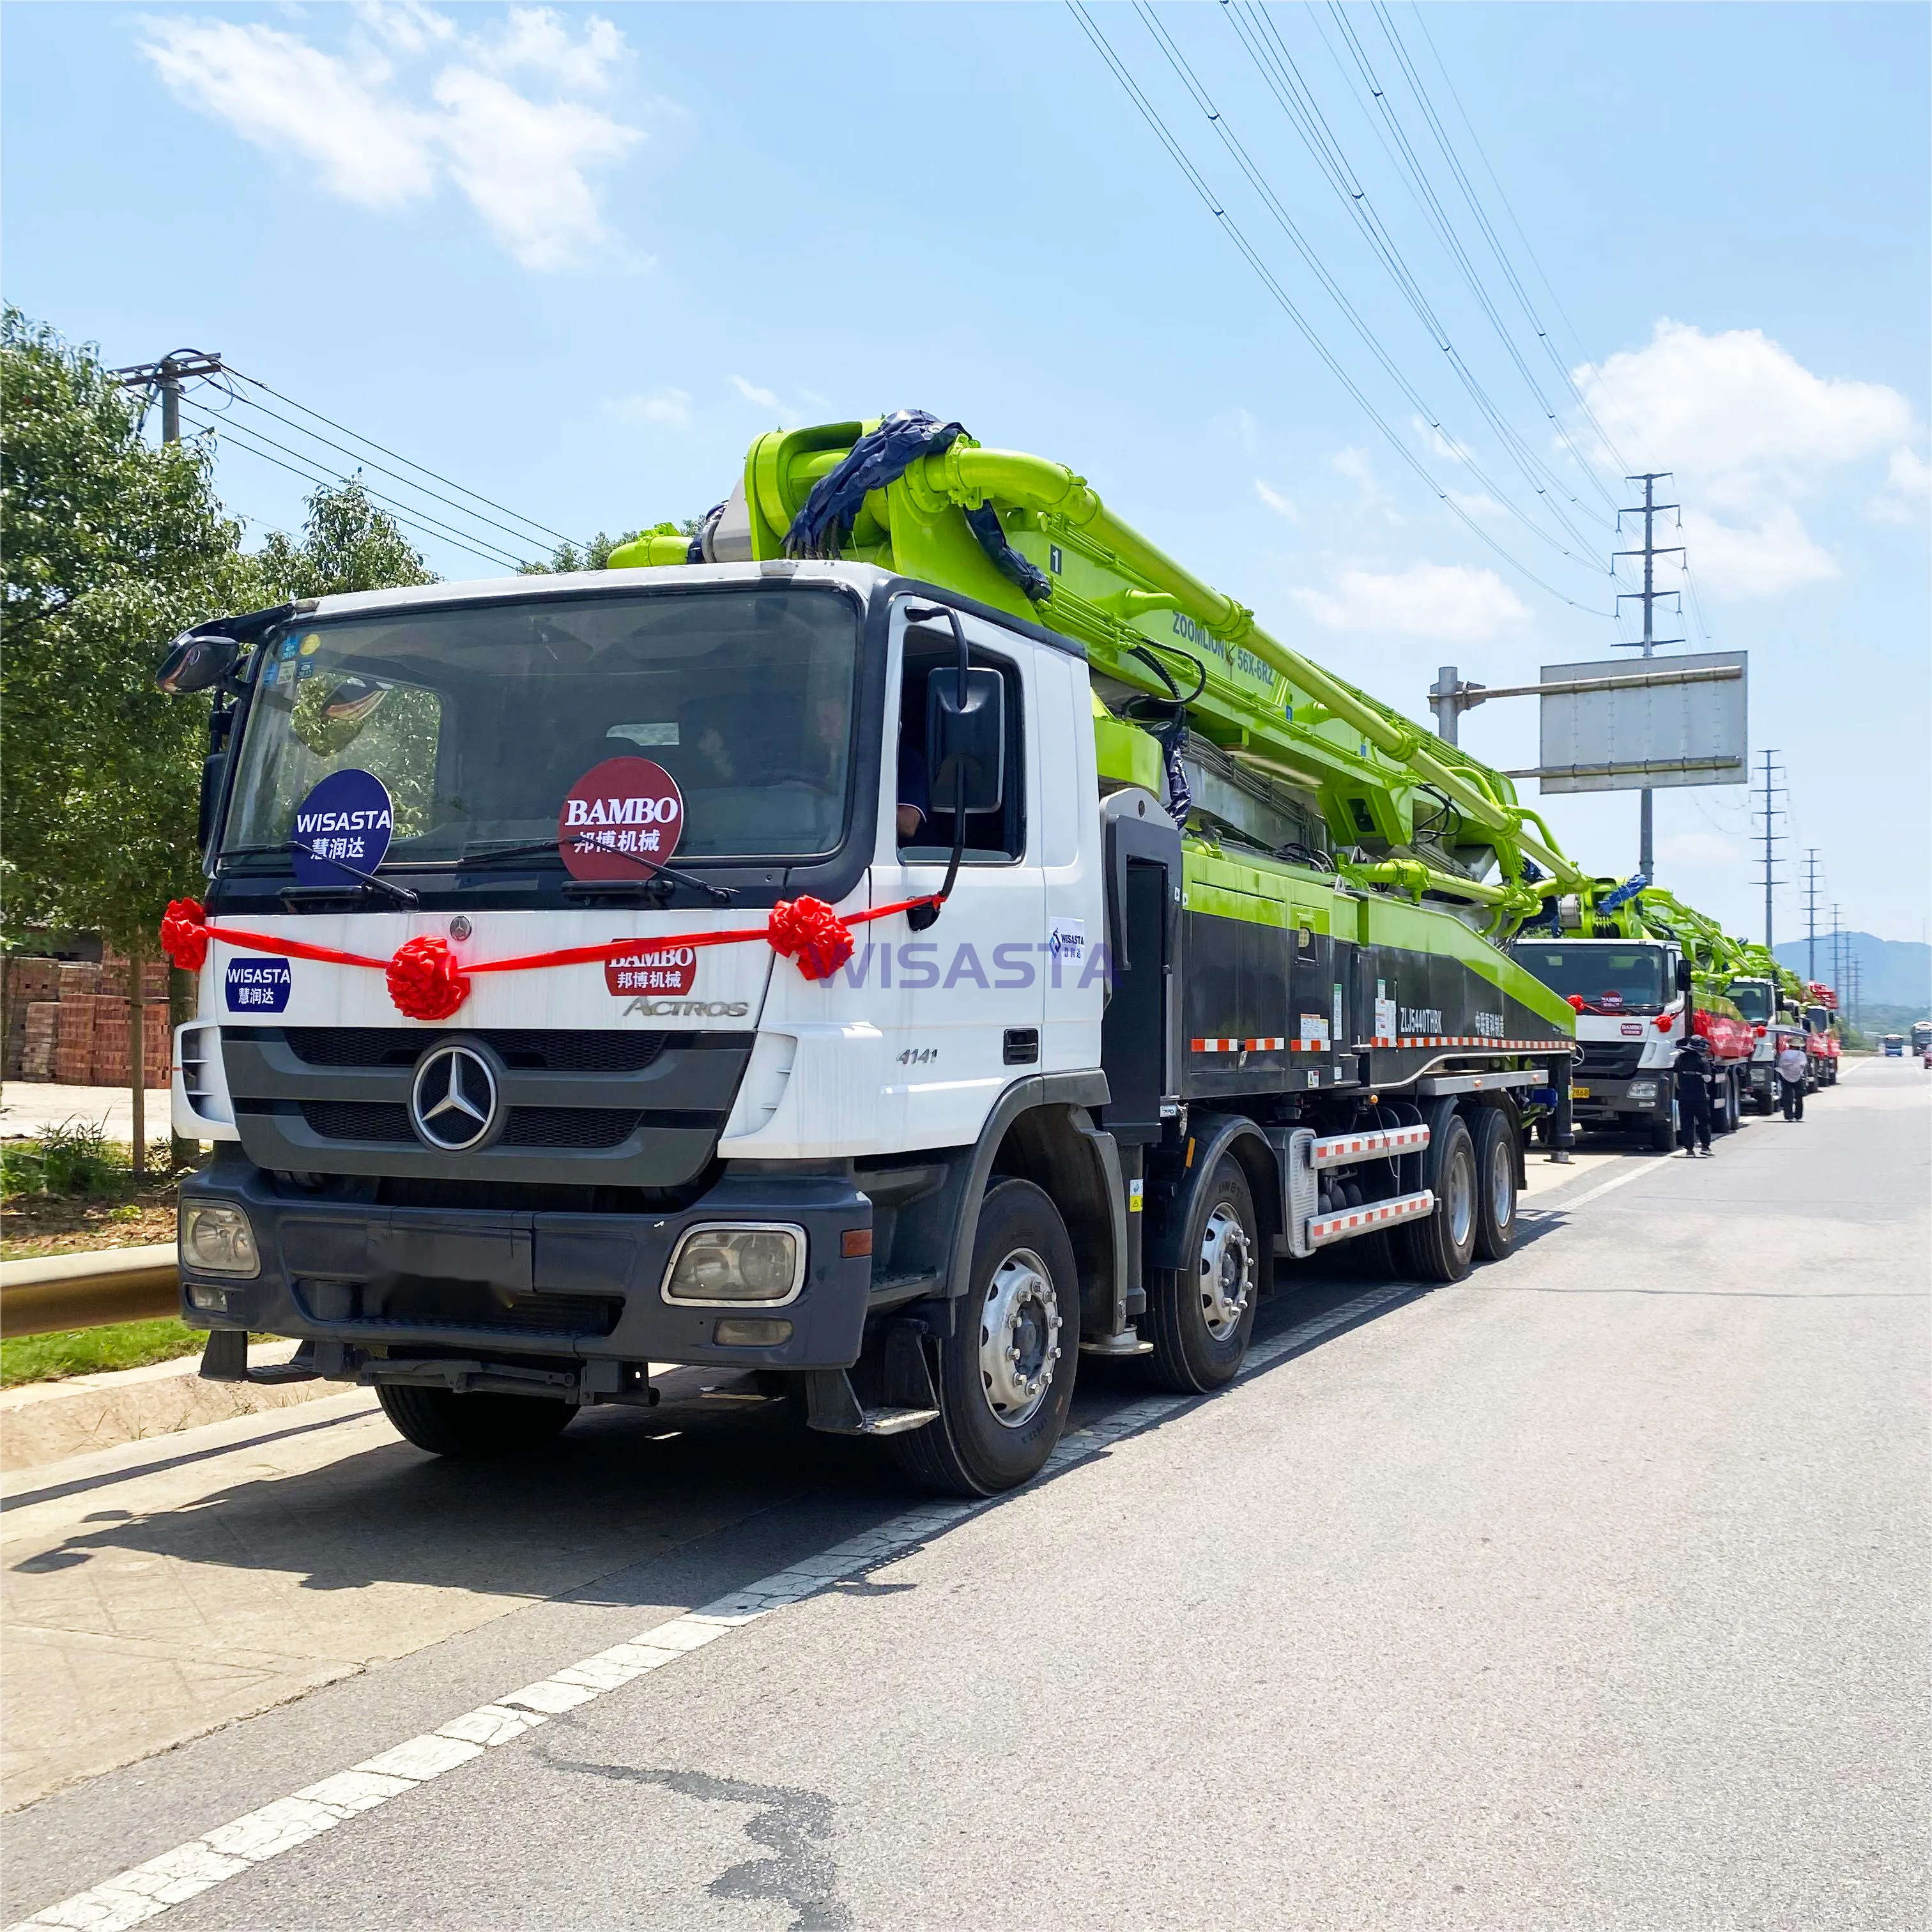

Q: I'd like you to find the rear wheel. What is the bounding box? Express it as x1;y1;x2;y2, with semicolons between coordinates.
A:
1472;1108;1517;1262
1147;1154;1262;1393
1400;1114;1478;1283
1648;1103;1677;1152
377;1384;576;1459
889;1179;1078;1498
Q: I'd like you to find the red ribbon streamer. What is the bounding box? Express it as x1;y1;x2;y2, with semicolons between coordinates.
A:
160;893;937;1022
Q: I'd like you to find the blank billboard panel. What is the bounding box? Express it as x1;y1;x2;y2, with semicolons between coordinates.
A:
1536;650;1748;794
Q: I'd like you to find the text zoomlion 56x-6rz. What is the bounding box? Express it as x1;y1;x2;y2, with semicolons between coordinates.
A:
159;411;1587;1496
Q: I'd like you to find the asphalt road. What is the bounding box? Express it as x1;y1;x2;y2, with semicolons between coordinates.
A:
5;1061;1926;1930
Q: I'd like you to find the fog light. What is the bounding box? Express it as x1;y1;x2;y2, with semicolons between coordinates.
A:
1627;1080;1659;1101
661;1224;804;1305
714;1317;793;1347
186;1283;231;1313
180;1202;260;1277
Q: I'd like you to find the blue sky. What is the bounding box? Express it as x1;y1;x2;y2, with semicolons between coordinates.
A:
6;2;1926;949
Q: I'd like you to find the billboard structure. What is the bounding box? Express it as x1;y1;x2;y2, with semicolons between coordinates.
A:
1506;651;1748;795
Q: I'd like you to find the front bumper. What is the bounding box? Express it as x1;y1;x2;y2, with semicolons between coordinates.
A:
1569;1073;1668;1124
177;1149;873;1379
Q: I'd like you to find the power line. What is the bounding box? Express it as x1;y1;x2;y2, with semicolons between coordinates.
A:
1065;1;1614;617
1135;3;1607;573
1372;1;1631;513
1218;0;1614;548
1802;848;1824;986
177;402;528;572
223;367;579;548
218;386;563;557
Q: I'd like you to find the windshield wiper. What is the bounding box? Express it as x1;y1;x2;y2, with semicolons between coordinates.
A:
455;838;735;905
218;841;420;908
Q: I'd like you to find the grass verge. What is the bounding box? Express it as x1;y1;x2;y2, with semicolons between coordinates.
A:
2;1317;208;1388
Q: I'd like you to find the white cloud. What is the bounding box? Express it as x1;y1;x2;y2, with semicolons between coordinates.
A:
728;375;804;427
1572;319;1915;597
142;21;436;208
433;66;637;269
1291;563;1530;641
1448;489;1506;521
1412;415;1467;464
141;8;640;270
606;388;691;428
1869;446;1931;525
1254;480;1300;522
1331;445;1376;490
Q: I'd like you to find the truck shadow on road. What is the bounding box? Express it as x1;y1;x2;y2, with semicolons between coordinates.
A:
5;1268;1435;1615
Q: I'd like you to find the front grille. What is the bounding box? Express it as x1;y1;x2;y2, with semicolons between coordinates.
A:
299;1101;662;1149
303;1101;412;1142
1577;1042;1645;1078
295;1277;621;1337
499;1108;643;1149
279;1028;673;1072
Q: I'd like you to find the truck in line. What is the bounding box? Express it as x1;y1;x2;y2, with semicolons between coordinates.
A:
159;412;1594;1495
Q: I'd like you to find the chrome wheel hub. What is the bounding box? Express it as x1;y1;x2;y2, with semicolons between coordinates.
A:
1197;1204;1253;1342
1448;1150;1475;1248
979;1247;1061;1430
1489;1138;1513;1230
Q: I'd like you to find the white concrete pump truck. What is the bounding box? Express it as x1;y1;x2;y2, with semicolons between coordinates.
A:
160;414;1580;1496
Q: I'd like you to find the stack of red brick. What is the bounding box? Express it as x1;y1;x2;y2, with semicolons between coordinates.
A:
4;956;172;1086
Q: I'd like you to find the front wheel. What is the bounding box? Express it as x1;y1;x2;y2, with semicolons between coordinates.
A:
1472;1107;1517;1262
377;1384;576;1458
1400;1113;1478;1283
889;1179;1079;1497
1147;1154;1262;1393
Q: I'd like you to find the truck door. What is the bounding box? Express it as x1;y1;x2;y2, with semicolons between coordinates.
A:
1099;793;1182;1142
870;602;1046;1148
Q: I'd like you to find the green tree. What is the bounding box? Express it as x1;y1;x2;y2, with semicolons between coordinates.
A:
254;477;433;601
2;309;255;1169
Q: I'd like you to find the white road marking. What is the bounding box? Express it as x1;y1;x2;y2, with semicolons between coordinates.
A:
0;1281;1456;1931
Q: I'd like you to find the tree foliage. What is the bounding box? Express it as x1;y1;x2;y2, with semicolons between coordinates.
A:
521;528;650;574
1;308;252;951
254;477;433;601
1;311;439;953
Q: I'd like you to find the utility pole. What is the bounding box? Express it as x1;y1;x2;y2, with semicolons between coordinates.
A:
109;349;224;1177
1829;903;1843;1008
1751;750;1786;953
1802;850;1823;985
1613;472;1685;879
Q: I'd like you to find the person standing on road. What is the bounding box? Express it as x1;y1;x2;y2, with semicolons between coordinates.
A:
1673;1034;1714;1156
1775;1034;1808;1121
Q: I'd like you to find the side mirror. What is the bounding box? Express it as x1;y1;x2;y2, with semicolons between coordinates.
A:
926;667;1005;815
157;631;241;695
1675;960;1694;993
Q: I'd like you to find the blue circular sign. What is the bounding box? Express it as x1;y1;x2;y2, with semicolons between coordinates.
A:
290;769;394;885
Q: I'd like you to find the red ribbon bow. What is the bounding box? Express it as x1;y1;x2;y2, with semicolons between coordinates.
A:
158;891;937;1022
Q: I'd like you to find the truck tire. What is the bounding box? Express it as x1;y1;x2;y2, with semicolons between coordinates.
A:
1399;1114;1478;1283
1472;1108;1517;1262
1648;1105;1676;1153
1719;1072;1742;1133
376;1384;576;1458
1147;1154;1262;1393
890;1179;1079;1498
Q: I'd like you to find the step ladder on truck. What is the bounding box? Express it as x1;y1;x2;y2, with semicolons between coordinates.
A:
157;411;1583;1497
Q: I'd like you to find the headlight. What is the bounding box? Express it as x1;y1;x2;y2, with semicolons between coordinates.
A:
180;1202;260;1277
661;1224;804;1305
1627;1080;1658;1101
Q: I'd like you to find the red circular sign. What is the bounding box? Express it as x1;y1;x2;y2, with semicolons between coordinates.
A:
558;757;684;882
604;945;698;999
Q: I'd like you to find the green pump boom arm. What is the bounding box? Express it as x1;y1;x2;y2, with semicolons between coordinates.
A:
615;419;1600;932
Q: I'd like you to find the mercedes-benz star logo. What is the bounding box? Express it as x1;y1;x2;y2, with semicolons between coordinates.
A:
409;1043;499;1152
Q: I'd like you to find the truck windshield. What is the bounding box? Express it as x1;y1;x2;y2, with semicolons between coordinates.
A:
1513;943;1667;1012
1725;980;1775;1023
219;585;862;870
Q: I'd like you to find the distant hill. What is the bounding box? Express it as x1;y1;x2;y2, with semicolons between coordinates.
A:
1774;932;1930;1011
